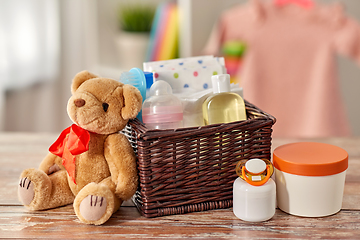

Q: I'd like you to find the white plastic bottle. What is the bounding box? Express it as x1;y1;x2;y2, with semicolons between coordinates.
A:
142;80;183;130
233;158;276;222
202;74;246;125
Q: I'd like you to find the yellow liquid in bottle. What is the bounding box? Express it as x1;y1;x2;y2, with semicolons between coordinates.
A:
202;92;247;125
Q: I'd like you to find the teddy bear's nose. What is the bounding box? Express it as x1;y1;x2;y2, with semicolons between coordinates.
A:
74;99;86;107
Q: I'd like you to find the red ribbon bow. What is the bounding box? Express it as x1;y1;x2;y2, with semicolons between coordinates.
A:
49;124;90;184
274;0;314;9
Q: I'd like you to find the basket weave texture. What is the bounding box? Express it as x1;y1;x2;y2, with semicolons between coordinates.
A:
123;100;276;218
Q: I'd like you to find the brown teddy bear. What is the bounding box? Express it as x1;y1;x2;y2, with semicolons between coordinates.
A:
18;70;142;225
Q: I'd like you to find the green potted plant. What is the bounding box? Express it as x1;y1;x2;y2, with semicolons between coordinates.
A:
118;5;154;33
115;4;155;69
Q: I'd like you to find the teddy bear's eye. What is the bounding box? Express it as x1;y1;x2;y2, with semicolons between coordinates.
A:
102;103;109;112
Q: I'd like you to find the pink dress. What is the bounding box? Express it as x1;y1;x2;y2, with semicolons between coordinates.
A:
204;0;360;138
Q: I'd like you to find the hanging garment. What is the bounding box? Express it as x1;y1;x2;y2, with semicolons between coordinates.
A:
204;0;360;138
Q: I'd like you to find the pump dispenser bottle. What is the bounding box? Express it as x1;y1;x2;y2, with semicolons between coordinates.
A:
202;74;246;125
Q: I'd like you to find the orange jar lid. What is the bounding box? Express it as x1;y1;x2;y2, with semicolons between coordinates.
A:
273;142;348;176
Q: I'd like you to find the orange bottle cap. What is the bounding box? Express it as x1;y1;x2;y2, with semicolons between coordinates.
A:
273;142;348;176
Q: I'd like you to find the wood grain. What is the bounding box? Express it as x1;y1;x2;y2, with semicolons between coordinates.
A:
1;206;359;239
1;133;360;239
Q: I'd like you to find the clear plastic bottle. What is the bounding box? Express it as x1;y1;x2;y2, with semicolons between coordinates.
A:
142;80;183;130
202;74;246;125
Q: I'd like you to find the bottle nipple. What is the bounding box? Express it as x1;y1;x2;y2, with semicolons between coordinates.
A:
150;79;173;96
235;158;274;186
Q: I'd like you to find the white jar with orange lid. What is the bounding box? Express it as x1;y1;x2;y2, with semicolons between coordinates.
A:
273;142;348;217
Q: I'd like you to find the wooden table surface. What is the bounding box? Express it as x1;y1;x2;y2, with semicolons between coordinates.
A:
0;133;359;239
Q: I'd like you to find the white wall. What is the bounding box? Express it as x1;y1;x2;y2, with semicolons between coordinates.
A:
4;0;99;132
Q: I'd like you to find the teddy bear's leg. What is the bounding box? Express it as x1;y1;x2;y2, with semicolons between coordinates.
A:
73;177;122;225
18;168;75;210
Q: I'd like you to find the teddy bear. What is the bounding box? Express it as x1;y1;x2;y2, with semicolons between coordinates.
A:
17;70;142;225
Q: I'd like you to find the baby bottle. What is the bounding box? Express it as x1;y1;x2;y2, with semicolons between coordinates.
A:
202;74;246;125
233;158;276;222
142;80;183;130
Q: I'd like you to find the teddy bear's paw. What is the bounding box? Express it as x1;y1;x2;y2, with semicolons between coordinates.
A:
79;195;108;222
18;177;35;205
74;182;115;225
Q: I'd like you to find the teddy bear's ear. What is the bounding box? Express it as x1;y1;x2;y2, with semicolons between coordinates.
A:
71;71;98;94
121;84;143;120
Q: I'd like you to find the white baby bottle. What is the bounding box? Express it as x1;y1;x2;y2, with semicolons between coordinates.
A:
233;158;276;222
142;80;183;130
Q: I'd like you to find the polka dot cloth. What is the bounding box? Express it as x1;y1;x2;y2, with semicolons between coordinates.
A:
143;56;226;92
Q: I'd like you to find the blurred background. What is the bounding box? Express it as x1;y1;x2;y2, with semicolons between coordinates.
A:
1;0;359;136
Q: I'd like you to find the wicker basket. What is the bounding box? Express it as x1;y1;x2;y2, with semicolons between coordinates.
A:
123;100;276;218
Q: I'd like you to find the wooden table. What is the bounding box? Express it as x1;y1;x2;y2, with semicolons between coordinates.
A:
1;133;359;239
